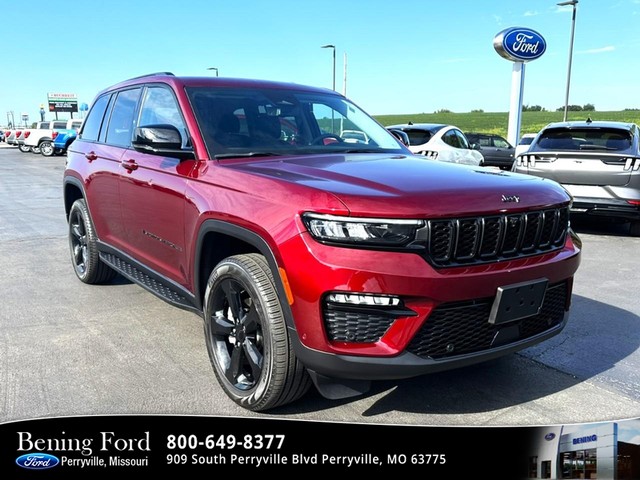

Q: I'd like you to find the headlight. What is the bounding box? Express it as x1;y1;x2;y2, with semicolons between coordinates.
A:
301;213;423;247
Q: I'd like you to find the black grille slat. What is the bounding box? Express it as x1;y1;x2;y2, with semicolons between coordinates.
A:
454;219;480;260
407;282;567;359
522;212;541;251
539;209;557;248
430;221;454;262
426;207;569;267
479;217;502;257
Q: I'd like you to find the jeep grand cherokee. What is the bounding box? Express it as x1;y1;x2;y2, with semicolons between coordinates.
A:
63;73;581;411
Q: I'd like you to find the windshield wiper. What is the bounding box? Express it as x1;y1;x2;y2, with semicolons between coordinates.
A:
214;151;284;159
341;148;384;153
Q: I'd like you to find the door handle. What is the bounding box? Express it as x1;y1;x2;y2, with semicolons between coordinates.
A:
121;159;139;171
85;151;97;161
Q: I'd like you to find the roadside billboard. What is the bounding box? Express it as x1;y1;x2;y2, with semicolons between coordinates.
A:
47;92;78;113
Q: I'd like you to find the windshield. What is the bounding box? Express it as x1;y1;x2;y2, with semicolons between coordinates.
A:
186;86;406;158
536;127;633;151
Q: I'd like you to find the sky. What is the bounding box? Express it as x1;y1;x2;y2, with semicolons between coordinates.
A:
2;0;640;127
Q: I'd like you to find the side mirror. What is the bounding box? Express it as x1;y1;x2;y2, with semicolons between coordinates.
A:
132;125;194;159
471;143;482;151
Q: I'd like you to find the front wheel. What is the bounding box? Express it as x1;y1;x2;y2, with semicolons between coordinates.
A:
40;141;54;156
203;253;311;411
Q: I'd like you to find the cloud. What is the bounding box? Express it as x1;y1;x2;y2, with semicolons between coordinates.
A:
578;46;615;54
524;10;539;16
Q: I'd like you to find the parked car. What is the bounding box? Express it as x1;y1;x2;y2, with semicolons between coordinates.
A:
513;119;640;236
63;73;581;411
341;129;369;144
515;133;537;157
46;128;78;156
23;119;77;154
385;123;484;166
0;130;4;142
465;132;515;169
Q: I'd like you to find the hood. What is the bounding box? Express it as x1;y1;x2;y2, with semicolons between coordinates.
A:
223;153;570;218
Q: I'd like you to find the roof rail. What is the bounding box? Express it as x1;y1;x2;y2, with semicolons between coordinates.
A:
126;72;175;81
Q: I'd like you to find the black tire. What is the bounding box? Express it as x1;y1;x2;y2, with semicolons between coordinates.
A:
30;145;40;154
68;198;117;284
203;253;311;411
40;141;54;156
630;221;640;237
18;144;30;153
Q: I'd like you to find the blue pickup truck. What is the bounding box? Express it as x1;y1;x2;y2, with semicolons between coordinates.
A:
41;121;81;156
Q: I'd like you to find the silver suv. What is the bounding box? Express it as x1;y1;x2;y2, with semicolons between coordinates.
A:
513;120;640;236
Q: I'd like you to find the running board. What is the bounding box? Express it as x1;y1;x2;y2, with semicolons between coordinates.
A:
100;251;198;313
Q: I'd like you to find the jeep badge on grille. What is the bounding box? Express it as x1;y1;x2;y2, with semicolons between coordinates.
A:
501;194;520;203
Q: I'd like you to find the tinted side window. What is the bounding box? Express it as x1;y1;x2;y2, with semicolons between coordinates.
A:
106;88;142;147
81;95;110;142
493;137;511;148
138;86;187;145
442;130;462;148
456;130;470;149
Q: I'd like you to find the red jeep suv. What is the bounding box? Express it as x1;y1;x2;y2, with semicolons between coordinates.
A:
63;73;581;411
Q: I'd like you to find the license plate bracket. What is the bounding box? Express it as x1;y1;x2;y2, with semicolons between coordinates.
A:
489;278;548;325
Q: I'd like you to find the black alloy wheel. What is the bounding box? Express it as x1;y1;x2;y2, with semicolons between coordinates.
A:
68;198;116;284
203;254;310;411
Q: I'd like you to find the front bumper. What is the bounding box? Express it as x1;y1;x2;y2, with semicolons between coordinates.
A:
279;228;581;381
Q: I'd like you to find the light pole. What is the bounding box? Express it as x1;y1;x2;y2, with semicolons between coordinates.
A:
558;0;578;122
207;67;219;77
321;44;336;91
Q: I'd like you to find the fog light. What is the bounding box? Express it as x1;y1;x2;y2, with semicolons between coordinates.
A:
327;293;400;306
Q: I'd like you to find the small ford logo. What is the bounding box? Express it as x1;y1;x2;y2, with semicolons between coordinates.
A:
545;433;556;441
493;27;547;62
16;453;60;470
501;194;520;203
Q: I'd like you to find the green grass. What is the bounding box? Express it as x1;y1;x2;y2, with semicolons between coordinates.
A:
374;110;640;139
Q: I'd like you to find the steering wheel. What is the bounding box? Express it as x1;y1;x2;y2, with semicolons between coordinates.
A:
310;133;343;145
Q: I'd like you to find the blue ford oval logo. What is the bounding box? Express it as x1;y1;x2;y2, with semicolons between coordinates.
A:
545;433;556;441
16;453;60;470
493;27;547;62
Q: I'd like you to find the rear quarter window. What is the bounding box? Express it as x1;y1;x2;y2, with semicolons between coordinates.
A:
80;95;110;142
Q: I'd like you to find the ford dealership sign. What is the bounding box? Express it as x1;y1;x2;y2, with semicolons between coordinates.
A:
493;27;547;62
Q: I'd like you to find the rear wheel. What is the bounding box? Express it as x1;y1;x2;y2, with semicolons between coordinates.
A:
203;253;311;411
40;141;54;156
630;221;640;237
68;198;117;284
18;144;30;153
30;145;40;154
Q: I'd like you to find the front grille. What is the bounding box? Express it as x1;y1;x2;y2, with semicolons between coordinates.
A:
406;281;568;359
323;302;416;343
425;207;569;267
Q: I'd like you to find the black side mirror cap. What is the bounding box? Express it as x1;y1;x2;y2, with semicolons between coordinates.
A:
132;125;194;159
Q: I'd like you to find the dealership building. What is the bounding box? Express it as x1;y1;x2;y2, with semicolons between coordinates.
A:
528;422;640;479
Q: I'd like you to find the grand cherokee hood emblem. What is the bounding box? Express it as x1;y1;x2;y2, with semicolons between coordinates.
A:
501;194;520;203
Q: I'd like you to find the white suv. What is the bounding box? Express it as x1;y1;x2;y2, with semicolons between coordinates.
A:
386;123;484;166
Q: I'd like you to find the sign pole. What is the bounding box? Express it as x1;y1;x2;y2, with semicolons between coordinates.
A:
507;62;525;147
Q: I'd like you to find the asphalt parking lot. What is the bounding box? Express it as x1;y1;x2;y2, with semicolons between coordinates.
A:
1;143;639;427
